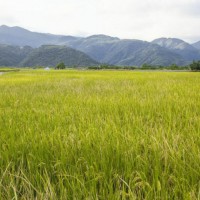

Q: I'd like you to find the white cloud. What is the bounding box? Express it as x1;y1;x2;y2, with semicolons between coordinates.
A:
0;0;199;42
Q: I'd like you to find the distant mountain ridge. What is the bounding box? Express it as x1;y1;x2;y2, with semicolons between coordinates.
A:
0;25;200;67
192;41;200;50
62;36;185;66
152;38;200;63
0;25;77;47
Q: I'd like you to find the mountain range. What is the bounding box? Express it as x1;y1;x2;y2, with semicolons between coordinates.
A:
0;25;200;67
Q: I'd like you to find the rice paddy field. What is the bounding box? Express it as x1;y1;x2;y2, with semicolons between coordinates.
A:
0;68;20;72
0;70;200;199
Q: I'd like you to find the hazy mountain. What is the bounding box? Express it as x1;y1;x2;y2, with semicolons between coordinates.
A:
1;25;200;66
192;41;200;50
0;25;78;47
0;44;32;66
20;45;98;67
62;35;121;62
115;44;185;66
152;38;200;62
60;35;185;66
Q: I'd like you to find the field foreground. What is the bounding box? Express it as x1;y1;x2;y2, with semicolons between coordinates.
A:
0;70;200;199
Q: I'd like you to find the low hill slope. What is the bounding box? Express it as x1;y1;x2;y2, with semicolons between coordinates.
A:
0;44;32;66
20;45;99;67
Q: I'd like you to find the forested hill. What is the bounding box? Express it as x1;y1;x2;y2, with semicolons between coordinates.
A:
0;44;98;67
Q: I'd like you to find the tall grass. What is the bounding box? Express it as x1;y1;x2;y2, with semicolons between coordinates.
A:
0;68;20;72
0;70;200;199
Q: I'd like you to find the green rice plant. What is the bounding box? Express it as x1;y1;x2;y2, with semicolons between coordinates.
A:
0;70;200;199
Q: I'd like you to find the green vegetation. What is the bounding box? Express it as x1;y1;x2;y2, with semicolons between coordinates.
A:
141;63;190;70
55;62;66;70
0;44;32;66
20;45;99;67
190;60;200;71
88;64;136;70
0;67;20;72
0;70;200;199
88;64;190;70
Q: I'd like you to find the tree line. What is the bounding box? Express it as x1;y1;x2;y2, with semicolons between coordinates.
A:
48;61;200;71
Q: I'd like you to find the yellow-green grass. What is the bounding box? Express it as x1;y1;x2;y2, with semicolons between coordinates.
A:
0;68;20;72
0;70;200;199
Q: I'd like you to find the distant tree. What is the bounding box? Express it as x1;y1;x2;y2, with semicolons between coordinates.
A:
141;63;156;69
100;64;109;69
141;63;149;69
190;61;200;71
55;62;65;70
167;64;179;70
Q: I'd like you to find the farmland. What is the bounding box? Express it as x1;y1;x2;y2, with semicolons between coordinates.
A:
0;70;200;199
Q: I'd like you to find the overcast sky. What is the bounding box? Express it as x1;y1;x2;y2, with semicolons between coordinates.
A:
0;0;199;42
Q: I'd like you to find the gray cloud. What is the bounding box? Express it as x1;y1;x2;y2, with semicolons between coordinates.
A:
0;0;199;42
181;2;200;17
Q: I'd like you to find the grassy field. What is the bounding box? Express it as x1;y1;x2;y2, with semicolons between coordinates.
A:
0;68;20;72
0;70;200;199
